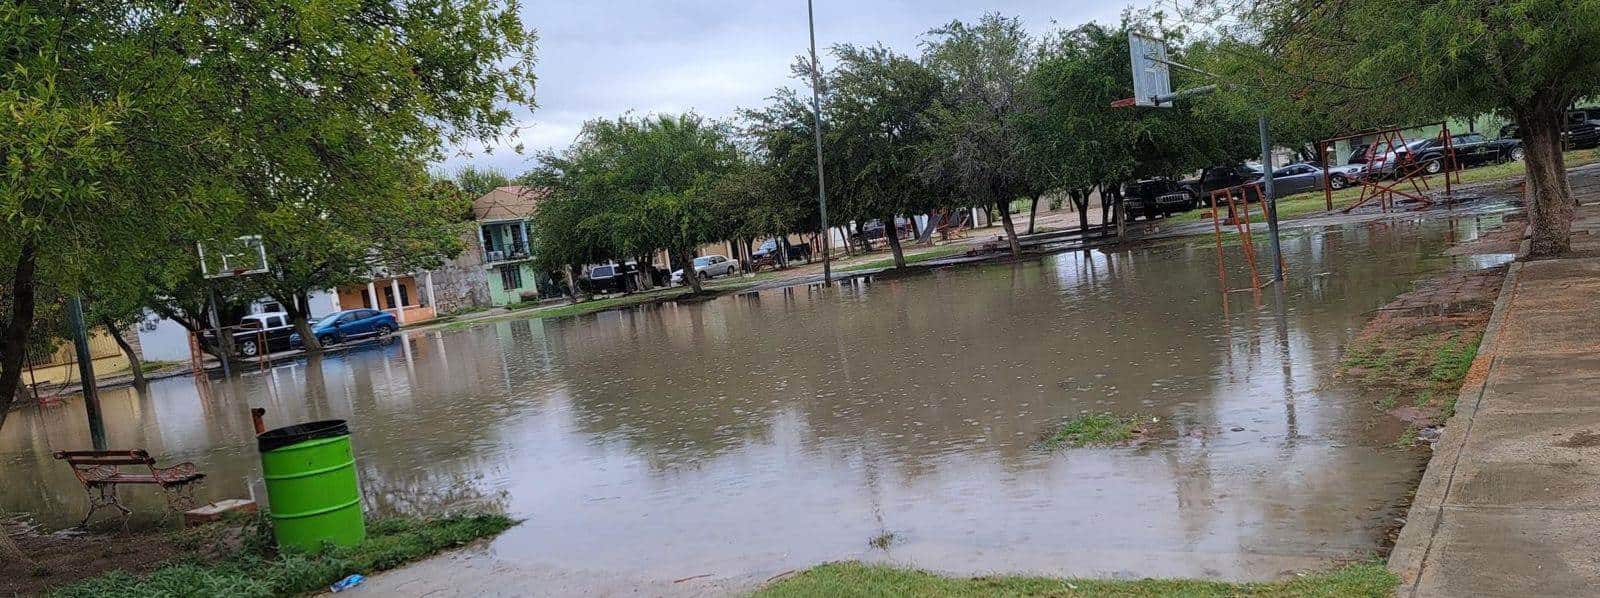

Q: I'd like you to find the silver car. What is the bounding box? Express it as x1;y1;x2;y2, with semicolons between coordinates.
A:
671;254;738;283
1260;162;1367;196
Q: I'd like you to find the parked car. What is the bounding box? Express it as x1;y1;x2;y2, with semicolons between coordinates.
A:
201;311;296;357
1500;113;1600;150
1348;138;1429;178
751;238;813;263
1180;164;1263;199
1255;162;1367;196
1122;178;1196;219
289;308;397;348
581;263;635;295
671;254;738;283
1397;133;1522;174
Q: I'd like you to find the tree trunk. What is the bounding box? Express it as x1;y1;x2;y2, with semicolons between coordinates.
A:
1113;185;1127;240
778;236;790;269
1070;188;1091;233
837;226;853;257
883;214;908;268
1516;104;1574;257
636;254;654;291
0;240;38;433
566;264;589;302
1027;194;1042;234
996;201;1022;258
102;318;146;388
673;249;704;295
283;290;322;354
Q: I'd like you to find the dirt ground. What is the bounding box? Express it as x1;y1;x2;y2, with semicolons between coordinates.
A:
0;514;238;596
1339;222;1518;435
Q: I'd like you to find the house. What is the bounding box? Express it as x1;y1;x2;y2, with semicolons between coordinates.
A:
332;272;440;325
469;186;554;306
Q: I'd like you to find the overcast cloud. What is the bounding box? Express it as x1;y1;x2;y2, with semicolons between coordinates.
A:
443;1;1150;177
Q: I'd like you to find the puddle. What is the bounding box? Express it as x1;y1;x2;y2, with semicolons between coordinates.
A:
2;214;1512;582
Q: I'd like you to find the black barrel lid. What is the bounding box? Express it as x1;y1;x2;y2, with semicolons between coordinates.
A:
257;419;350;453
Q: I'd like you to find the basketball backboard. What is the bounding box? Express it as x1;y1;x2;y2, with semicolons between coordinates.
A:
1128;32;1172;108
199;235;269;279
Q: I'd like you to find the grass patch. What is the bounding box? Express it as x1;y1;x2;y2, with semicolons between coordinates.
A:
50;514;514;598
139;360;184;374
1039;413;1144;449
841;245;969;272
756;561;1398;597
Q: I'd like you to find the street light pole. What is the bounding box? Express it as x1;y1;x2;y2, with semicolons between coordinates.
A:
1258;115;1285;284
806;0;832;286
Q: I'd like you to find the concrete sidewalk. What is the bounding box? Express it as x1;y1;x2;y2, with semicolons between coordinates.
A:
1390;200;1600;596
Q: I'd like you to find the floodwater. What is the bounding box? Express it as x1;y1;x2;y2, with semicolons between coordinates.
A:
2;215;1513;584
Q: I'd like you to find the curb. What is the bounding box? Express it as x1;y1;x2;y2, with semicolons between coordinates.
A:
1386;219;1528;595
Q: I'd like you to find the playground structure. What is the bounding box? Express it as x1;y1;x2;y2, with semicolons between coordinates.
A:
1207;183;1288;298
1319;123;1460;213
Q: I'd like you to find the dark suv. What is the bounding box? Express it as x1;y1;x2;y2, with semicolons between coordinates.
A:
1122;179;1196;220
1180;164;1263;200
1500;110;1600;150
1402;133;1522;173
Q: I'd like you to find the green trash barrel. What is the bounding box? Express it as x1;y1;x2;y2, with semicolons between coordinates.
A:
257;420;365;550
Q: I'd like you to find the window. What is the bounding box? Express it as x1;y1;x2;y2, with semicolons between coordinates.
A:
500;266;524;291
267;316;285;328
381;284;410;309
358;310;380;319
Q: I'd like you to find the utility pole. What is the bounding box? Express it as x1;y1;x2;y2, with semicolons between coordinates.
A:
65;295;107;450
1258;115;1285;284
807;0;832;286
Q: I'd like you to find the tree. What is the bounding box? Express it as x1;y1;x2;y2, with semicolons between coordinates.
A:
528;114;738;296
454;165;513;199
1210;0;1600;256
828;44;948;268
1022;21;1255;235
920;13;1040;258
743;87;830;263
1;0;536;434
246;177;471;353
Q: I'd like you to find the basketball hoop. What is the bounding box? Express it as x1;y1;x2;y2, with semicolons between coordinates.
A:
199;235;270;279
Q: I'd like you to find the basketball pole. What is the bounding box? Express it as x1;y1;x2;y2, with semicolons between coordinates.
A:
65;294;108;450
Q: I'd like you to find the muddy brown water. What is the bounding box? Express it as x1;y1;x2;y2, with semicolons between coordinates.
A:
2;215;1513;583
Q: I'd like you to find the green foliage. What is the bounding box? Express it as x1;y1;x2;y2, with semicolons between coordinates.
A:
756;561;1399;597
525;113;737;294
1;0;537;423
1212;0;1600;254
453;166;513;199
50;514;514;598
828;45;950;226
1039;413;1144;449
1024;21;1255;192
919;14;1037;252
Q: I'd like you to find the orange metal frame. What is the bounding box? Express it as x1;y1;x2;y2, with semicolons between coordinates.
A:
1319;123;1460;214
1207;183;1288;300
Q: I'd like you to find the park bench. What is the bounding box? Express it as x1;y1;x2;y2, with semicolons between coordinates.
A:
53;449;205;526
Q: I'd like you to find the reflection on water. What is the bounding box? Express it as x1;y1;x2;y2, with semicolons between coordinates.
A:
2;216;1511;581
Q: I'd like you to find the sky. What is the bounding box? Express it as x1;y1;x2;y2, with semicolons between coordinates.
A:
443;0;1151;176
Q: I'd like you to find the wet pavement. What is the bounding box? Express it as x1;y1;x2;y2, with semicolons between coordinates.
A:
1390;189;1600;597
2;212;1515;592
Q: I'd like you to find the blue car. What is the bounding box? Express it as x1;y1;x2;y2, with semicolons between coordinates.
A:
289;308;398;348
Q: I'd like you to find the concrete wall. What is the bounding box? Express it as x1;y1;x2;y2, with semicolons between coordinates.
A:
429;227;492;314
